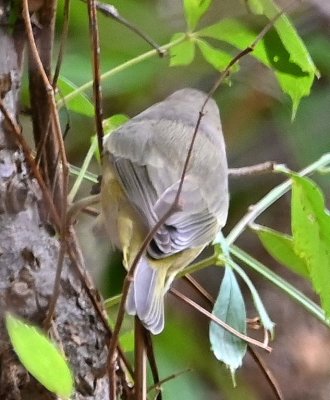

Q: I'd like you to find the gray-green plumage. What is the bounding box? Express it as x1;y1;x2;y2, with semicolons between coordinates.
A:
102;88;229;334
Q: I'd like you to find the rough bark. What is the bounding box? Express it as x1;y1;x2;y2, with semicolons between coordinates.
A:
0;3;113;399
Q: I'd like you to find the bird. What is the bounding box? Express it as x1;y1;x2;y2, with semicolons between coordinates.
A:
101;88;229;334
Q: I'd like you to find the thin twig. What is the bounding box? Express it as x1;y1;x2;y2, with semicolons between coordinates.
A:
248;347;284;400
43;241;66;329
52;0;71;86
170;288;271;351
135;318;147;400
86;0;104;157
148;368;192;393
66;227;134;376
107;90;210;380
93;1;165;56
22;0;69;217
227;153;330;245
23;0;71;330
143;330;162;400
205;7;287;104
229;162;276;177
34;118;51;167
184;275;214;305
184;276;282;399
67;194;101;223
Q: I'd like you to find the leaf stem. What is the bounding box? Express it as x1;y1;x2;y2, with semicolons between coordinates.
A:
68;138;98;202
57;35;185;108
226;153;330;245
231;246;330;327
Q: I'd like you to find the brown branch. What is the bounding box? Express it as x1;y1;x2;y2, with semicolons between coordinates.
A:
87;0;104;157
52;0;71;86
170;288;271;351
248;347;284;400
43;240;66;329
183;276;283;399
184;275;215;304
23;0;73;338
93;1;165;56
143;330;162;400
134;318;147;400
66;227;134;377
23;0;69;218
229;162;276;177
148;368;192;394
204;7;287;103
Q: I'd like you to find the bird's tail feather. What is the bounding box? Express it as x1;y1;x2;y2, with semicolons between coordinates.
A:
126;257;167;335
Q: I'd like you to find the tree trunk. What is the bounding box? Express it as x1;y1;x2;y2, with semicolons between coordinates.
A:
0;1;121;398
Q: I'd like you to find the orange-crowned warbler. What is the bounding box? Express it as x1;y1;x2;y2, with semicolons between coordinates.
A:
101;88;229;334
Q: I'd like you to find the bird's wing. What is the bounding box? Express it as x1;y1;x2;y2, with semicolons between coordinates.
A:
110;153;219;258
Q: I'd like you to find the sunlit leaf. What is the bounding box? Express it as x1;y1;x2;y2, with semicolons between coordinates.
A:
245;0;264;14
184;0;213;31
93;114;129;161
196;39;235;71
199;17;316;117
169;33;196;66
251;0;318;116
254;224;309;279
103;114;129;135
6;313;74;398
292;175;330;316
57;76;94;117
210;267;247;378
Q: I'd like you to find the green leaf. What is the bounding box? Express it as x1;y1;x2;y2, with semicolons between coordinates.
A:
199;17;316;117
254;0;318;117
196;39;236;71
57;76;94;117
184;0;213;31
230;245;328;328
94;113;129;162
254;224;309;279
240;0;318;76
6;313;74;398
103;114;129;135
292;176;330;317
169;33;196;66
213;237;274;335
210;267;247;378
228;259;275;336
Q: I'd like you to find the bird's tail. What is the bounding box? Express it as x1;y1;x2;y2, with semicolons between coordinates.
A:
126;257;168;335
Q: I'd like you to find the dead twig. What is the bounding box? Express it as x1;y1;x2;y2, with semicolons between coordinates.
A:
229;162;276;177
87;0;104;157
52;0;71;86
170;287;271;351
248;346;284;400
93;1;165;56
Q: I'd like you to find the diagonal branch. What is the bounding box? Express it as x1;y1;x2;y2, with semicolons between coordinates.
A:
87;0;104;157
